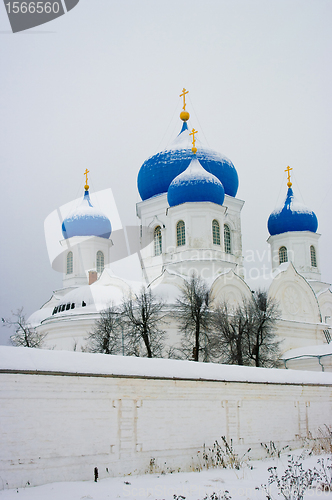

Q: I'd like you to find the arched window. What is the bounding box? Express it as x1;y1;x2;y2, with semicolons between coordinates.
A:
154;226;162;256
310;245;317;267
279;246;288;264
66;251;73;274
176;220;185;246
224;224;231;254
212;219;221;245
96;251;104;274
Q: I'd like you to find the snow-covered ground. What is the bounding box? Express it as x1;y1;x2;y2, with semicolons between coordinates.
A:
0;452;331;500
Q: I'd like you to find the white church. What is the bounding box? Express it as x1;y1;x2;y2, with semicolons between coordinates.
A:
29;91;332;371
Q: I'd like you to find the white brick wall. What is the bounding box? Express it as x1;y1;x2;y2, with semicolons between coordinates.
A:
1;366;331;489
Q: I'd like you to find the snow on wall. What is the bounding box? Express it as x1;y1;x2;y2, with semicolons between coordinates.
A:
0;346;331;490
1;346;332;384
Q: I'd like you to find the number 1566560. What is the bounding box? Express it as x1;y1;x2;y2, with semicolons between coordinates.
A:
6;2;60;14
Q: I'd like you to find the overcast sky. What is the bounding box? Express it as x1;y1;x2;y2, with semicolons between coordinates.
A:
0;0;331;344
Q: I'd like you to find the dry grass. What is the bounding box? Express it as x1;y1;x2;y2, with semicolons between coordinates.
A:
303;425;332;455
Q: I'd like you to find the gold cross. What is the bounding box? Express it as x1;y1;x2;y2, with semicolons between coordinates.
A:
190;128;198;154
180;88;189;111
84;168;90;190
284;166;292;188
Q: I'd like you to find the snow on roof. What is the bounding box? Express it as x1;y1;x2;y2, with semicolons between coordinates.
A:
149;282;181;304
1;346;332;385
281;343;332;360
28;307;55;328
316;285;332;297
244;263;294;292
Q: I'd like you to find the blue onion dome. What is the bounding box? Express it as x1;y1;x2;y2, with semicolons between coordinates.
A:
167;156;225;207
62;189;112;239
268;187;318;236
137;121;238;200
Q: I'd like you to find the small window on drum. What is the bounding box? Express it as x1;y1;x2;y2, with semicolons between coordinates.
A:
279;246;288;264
176;220;185;246
66;251;73;274
212;220;221;245
96;251;104;274
310;245;317;267
154;226;162;256
224;224;231;254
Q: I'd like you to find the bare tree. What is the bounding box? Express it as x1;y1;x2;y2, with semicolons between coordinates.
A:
247;290;281;367
2;308;45;348
213;290;281;367
120;287;166;358
87;305;122;354
176;273;213;362
213;300;251;365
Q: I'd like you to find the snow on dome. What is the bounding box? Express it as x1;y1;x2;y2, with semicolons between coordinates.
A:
137;122;238;201
167;156;225;207
62;190;112;240
268;187;318;236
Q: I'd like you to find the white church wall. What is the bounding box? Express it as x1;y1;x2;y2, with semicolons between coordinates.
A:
223;194;245;268
317;289;332;330
41;315;97;351
62;236;112;288
275;320;324;355
269;264;321;324
211;270;252;306
267;231;321;281
136;192;245;282
164;202;242;279
0;347;331;490
136;193;168;282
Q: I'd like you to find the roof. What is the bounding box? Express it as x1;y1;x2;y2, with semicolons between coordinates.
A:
137;121;238;201
62;190;112;240
167;157;225;207
281;343;332;360
268;187;318;236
